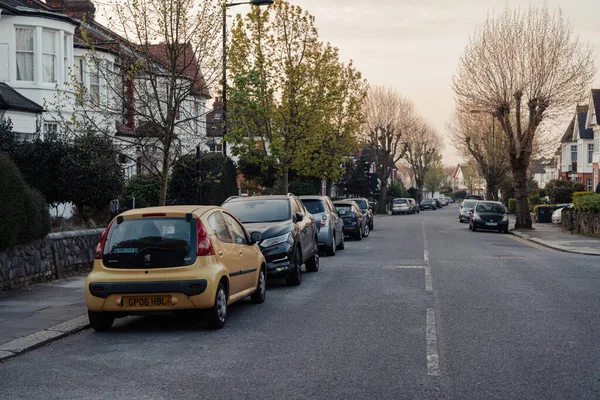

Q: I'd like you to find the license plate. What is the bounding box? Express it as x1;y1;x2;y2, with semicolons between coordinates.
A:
123;295;172;308
486;222;498;226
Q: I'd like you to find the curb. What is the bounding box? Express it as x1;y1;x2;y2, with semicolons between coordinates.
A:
0;315;89;363
510;230;600;256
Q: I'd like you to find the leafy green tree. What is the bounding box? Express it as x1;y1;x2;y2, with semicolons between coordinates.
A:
169;152;238;205
389;180;406;199
123;174;162;209
227;2;366;193
546;179;583;204
337;157;371;198
424;162;447;197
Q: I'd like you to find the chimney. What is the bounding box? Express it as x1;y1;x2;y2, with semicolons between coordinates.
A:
46;0;96;22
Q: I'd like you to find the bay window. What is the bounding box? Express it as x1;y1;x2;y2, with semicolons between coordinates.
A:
16;28;34;81
42;30;56;83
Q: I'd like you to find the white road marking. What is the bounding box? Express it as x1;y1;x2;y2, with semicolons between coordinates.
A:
424;250;429;261
395;265;425;269
425;267;433;292
426;308;440;376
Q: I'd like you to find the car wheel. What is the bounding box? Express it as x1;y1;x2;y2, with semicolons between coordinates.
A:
207;283;227;329
370;220;374;230
88;311;114;332
325;233;336;256
363;224;370;237
250;268;266;304
472;224;477;232
502;227;509;234
306;242;320;272
286;247;302;286
338;232;345;250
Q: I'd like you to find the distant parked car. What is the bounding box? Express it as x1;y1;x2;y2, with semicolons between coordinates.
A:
552;207;565;224
469;201;509;233
421;198;436;210
408;198;420;214
459;199;478;223
351;198;374;231
334;200;368;240
392;198;411;215
300;196;345;256
465;194;483;200
433;198;443;208
222;194;319;286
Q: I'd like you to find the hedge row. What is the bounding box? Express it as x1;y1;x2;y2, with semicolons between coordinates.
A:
0;153;50;250
573;193;600;213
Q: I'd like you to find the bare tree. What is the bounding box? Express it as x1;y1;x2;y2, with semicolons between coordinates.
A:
50;0;221;205
448;110;511;200
361;86;418;213
453;5;595;228
402;122;444;202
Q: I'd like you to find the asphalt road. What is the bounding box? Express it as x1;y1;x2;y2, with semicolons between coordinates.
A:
1;205;600;399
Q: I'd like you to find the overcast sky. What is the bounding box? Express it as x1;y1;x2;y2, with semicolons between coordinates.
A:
228;0;600;166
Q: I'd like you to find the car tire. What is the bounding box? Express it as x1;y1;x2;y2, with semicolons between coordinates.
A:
370;220;374;231
286;247;302;286
88;311;114;332
338;232;345;250
363;224;370;238
207;283;227;330
502;227;509;234
250;268;266;304
306;242;320;272
472;224;477;232
325;233;336;256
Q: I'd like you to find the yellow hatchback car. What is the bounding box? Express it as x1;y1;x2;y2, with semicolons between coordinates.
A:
86;206;267;331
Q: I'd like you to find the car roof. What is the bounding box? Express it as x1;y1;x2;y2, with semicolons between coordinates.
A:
333;200;355;205
119;205;219;218
225;195;289;203
299;196;328;200
474;201;503;205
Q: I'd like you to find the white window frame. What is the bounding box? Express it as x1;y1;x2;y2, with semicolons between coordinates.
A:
588;143;594;164
571;145;577;163
43;122;59;138
587;178;593;192
15;27;35;82
42;29;57;83
89;63;100;107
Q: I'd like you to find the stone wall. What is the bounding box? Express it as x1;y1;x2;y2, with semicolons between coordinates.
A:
0;229;104;292
562;210;600;237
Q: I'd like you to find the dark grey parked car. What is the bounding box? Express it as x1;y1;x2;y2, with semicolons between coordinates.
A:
300;196;345;256
351;198;374;230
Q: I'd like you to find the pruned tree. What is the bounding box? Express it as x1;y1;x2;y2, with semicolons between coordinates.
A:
448;110;511;200
402;122;444;203
453;5;595;228
462;159;480;195
50;0;221;205
362;85;418;213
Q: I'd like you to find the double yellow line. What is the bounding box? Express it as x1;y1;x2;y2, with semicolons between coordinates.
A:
507;235;558;253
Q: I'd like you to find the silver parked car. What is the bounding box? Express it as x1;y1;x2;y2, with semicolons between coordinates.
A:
459;199;478;222
300;196;345;256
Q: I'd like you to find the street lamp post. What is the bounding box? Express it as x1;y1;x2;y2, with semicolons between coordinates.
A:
222;0;273;157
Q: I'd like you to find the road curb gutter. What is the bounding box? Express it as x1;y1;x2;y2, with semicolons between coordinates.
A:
0;315;89;363
510;230;600;256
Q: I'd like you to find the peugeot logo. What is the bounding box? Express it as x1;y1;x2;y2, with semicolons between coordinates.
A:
144;254;151;262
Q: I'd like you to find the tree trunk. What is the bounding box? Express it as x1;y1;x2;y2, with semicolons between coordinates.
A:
325;179;332;197
282;167;289;194
513;168;531;229
379;181;388;214
485;176;497;201
159;155;170;206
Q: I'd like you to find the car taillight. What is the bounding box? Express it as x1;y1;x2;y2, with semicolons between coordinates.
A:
94;222;112;260
321;214;328;227
197;219;215;256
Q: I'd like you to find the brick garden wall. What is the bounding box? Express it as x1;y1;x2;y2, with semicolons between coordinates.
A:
0;229;104;292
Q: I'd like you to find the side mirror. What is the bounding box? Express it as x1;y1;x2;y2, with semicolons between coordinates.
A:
250;231;262;244
295;212;304;222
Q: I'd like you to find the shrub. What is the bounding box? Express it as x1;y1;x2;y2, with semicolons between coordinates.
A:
546;179;580;203
574;193;600;213
0;153;50;250
169;152;238;205
573;191;595;207
289;176;321;196
528;194;541;211
539;189;546;198
596;182;600;194
508;198;517;213
123;174;161;209
455;190;468;200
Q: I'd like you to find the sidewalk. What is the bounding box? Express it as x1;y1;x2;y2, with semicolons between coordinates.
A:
0;276;89;362
510;216;600;256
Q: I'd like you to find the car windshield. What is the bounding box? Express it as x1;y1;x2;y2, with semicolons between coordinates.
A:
394;199;407;204
222;199;290;223
462;200;477;208
354;199;368;210
302;199;326;214
103;218;195;269
476;203;506;213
